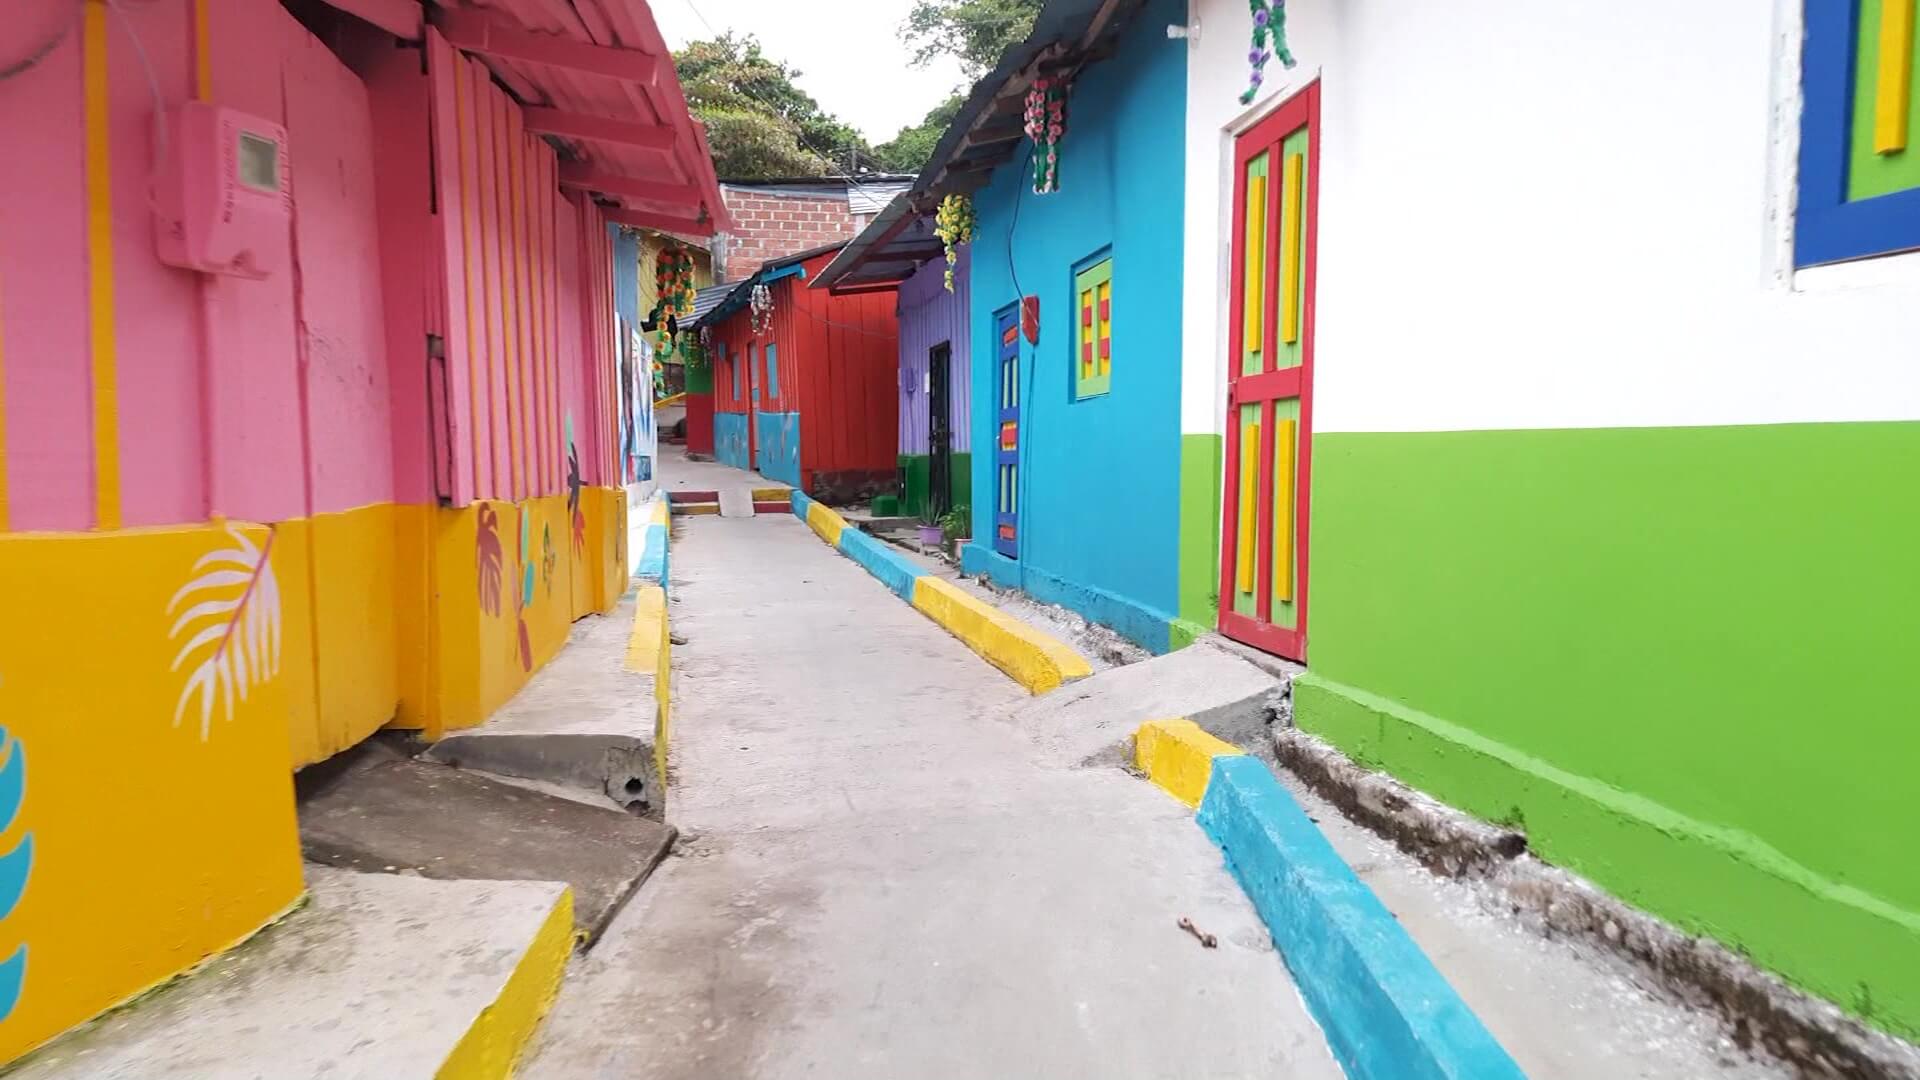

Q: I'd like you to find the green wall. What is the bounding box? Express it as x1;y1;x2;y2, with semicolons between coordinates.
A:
1298;420;1920;1035
897;453;973;520
1174;434;1222;648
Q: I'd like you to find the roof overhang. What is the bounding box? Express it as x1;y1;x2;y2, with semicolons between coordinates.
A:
809;0;1147;292
342;0;734;235
689;241;850;330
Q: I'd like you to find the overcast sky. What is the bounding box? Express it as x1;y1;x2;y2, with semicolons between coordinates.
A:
654;0;971;144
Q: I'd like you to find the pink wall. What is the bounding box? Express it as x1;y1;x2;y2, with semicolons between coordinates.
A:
0;2;625;530
428;31;612;506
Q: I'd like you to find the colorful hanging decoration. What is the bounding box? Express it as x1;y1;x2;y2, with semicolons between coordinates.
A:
1239;0;1298;105
749;283;774;335
933;194;975;293
649;244;696;354
1022;78;1066;194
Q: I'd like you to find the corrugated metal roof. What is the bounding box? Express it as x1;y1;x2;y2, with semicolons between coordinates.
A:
688;281;737;325
688;240;850;330
848;181;912;217
442;0;733;232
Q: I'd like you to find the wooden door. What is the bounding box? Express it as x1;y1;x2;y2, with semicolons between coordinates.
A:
1219;83;1319;661
992;307;1020;558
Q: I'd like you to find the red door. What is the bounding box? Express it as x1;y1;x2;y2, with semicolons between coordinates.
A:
1219;83;1319;661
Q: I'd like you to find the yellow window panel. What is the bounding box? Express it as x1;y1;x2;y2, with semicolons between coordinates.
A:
1243;172;1267;356
1878;0;1915;154
1237;417;1259;595
1272;419;1296;603
1280;152;1304;346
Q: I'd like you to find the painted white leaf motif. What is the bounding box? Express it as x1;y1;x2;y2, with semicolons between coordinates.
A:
167;524;282;739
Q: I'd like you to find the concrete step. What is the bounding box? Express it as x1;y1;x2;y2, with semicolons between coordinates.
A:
426;594;663;816
666;489;720;516
12;868;572;1080
1009;638;1290;766
298;755;674;947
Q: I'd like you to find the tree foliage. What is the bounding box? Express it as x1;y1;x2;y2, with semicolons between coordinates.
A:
873;94;965;174
674;34;875;179
901;0;1043;80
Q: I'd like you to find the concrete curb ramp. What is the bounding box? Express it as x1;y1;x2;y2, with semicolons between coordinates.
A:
789;491;1092;694
1134;719;1527;1080
10;870;573;1080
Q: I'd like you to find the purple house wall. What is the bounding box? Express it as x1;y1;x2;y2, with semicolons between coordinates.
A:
896;248;973;516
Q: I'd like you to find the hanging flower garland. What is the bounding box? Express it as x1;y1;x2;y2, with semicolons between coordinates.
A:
650;245;696;354
1022;78;1067;194
749;283;774;335
1239;0;1298;105
933;194;975;293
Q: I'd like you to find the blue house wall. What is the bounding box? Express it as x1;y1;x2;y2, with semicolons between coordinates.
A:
961;0;1188;653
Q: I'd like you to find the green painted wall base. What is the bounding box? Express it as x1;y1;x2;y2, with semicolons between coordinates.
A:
1175;434;1223;648
1304;420;1920;1038
897;452;973;519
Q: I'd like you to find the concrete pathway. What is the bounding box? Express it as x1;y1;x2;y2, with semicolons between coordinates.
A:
522;509;1341;1079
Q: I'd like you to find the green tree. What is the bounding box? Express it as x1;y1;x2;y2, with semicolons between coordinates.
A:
674;34;875;179
873;94;964;173
901;0;1043;80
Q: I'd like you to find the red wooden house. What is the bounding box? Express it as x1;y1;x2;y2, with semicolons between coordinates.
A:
691;244;899;499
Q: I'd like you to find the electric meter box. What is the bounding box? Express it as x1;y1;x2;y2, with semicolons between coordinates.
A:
153;102;290;279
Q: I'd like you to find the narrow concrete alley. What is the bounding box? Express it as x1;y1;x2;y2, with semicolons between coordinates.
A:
522;505;1342;1079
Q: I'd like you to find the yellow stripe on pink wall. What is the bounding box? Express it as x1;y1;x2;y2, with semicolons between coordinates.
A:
84;0;121;529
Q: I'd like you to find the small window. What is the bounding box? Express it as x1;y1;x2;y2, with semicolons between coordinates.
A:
766;343;780;400
1797;0;1920;265
1073;257;1112;400
729;347;740;401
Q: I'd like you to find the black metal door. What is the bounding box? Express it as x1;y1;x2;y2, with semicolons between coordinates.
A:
928;342;953;519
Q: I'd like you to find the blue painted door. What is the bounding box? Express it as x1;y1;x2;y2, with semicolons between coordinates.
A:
993;307;1020;558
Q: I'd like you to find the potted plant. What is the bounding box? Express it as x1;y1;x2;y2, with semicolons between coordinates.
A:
939;504;970;559
916;506;945;548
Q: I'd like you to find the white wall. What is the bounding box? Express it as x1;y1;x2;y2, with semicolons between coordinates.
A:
1181;0;1920;436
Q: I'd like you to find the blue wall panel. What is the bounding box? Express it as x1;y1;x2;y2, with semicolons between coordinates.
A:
715;411;751;471
755;410;802;487
967;0;1187;636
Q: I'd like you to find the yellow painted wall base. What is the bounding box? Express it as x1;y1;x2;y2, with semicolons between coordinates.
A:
910;576;1094;695
398;487;629;741
626;584;671;788
434;887;575;1080
1134;718;1244;808
0;524;305;1063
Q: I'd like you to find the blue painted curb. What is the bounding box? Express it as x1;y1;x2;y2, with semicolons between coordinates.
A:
635;496;670;593
834;528;922;602
1196;755;1527;1080
790;490;815;518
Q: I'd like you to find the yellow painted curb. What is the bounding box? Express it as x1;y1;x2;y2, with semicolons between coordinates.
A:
1134;719;1244;808
626;585;671;786
435;887;575;1080
751;486;791;501
805;500;846;546
910;577;1093;694
647;499;669;529
671;504;720;516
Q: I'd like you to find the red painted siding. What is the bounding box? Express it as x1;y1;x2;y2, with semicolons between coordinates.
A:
701;249;898;492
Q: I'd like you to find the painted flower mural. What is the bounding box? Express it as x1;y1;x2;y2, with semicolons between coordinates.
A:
167;524;283;739
0;729;31;1023
476;503;504;618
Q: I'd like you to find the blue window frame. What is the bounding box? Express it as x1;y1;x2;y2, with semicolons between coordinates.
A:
1797;0;1920;266
765;343;780;400
730;346;740;401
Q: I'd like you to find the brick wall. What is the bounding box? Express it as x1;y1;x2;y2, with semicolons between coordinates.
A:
719;190;857;281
